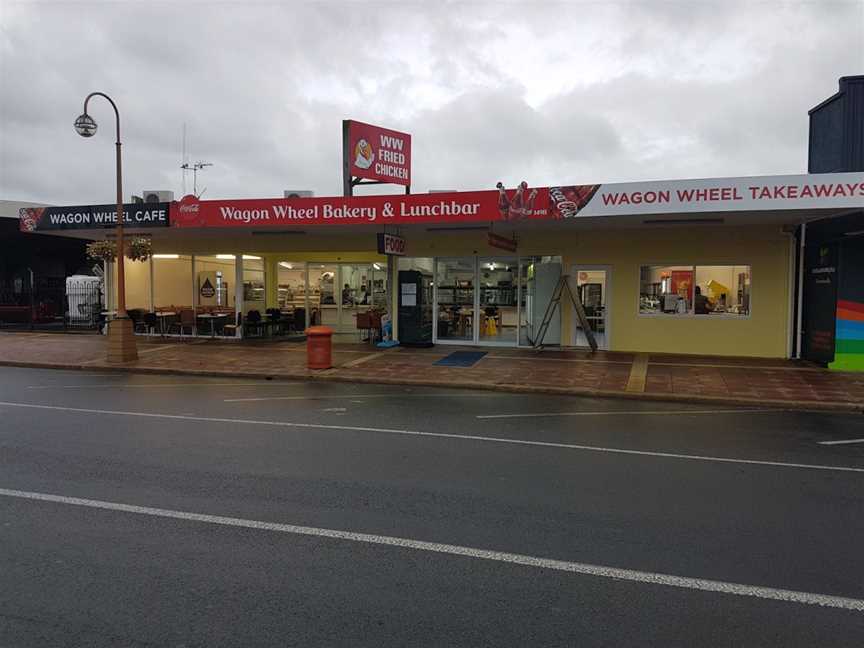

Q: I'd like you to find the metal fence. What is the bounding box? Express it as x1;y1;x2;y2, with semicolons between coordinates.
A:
0;276;104;331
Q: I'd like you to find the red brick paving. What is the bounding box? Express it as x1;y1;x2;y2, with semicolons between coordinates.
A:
1;331;862;411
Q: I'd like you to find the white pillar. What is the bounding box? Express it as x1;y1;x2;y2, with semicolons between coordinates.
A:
148;257;155;312
389;255;399;342
795;223;806;359
191;254;198;336
234;254;244;338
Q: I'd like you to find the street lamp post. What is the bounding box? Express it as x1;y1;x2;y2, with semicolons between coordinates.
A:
75;92;138;362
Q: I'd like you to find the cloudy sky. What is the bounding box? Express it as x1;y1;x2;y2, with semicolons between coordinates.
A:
1;0;862;205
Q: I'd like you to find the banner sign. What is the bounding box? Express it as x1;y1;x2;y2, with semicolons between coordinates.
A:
25;173;864;233
171;187;550;229
377;232;406;256
20;202;170;232
487;231;517;252
562;173;864;218
345;120;411;186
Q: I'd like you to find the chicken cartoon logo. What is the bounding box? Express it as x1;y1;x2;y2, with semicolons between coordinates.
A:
354;138;374;170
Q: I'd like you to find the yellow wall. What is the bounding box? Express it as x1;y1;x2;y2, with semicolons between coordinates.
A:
395;224;792;358
131;223;792;357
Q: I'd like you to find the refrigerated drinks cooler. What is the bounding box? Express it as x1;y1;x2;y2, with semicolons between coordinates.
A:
398;270;433;347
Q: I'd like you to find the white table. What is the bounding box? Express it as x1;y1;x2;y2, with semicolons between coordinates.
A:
155;311;176;335
197;313;227;337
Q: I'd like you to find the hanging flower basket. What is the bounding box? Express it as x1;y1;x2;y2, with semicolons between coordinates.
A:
126;237;152;262
86;237;152;263
86;240;117;263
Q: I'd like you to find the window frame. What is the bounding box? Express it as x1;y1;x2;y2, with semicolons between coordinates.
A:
637;263;752;319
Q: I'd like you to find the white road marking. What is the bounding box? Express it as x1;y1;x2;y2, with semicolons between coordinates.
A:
0;400;862;474
477;408;774;419
819;438;864;446
225;393;506;402
27;382;283;390
0;486;861;612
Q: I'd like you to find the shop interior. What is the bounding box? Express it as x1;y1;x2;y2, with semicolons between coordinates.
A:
116;252;569;347
401;256;564;347
639;265;751;316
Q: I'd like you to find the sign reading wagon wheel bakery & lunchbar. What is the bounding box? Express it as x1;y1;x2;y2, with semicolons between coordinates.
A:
343;120;412;196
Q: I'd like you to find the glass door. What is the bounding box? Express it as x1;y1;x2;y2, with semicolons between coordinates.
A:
435;258;475;343
572;265;610;350
339;264;372;335
479;257;518;345
309;264;337;327
277;261;308;331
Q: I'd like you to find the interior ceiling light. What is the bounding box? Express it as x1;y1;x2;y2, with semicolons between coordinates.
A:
215;254;235;260
242;255;261;260
152;254;179;259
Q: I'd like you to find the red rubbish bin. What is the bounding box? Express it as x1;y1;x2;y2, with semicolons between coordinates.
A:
306;325;333;369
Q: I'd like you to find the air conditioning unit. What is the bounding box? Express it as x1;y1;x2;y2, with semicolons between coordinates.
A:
142;190;175;203
283;190;314;199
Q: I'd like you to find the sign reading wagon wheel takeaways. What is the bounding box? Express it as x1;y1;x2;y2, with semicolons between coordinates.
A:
343;120;412;192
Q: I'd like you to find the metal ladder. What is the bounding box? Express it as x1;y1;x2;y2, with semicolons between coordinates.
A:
532;275;598;352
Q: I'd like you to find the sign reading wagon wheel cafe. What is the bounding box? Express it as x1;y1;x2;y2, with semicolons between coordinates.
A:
343;120;412;196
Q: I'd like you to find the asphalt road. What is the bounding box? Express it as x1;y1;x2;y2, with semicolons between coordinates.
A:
1;366;863;647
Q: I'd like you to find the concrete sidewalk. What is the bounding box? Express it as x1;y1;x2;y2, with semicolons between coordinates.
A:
1;331;862;412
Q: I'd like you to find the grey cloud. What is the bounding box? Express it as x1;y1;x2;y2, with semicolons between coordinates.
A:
1;0;861;205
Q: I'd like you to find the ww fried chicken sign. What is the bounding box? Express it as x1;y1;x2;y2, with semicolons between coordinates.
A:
343;120;412;194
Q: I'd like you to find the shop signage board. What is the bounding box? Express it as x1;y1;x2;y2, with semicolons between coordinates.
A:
563;172;864;218
168;173;863;230
19;203;170;232
377;232;406;256
487;231;517;252
28;173;864;234
344;120;411;186
171;188;551;229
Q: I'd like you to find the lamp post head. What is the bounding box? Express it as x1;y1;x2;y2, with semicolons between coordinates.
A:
74;113;97;137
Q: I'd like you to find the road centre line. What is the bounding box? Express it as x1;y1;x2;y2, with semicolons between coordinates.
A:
478;408;774;419
1;400;862;474
0;487;861;612
819;438;864;446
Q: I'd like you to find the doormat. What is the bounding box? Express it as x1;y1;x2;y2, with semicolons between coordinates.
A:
434;351;487;367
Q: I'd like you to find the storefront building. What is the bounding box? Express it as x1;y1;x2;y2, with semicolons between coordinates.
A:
21;172;864;359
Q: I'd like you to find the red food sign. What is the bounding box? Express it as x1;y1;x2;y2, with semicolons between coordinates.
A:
345;120;411;186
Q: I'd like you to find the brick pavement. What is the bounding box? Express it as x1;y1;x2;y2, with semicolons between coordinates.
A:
0;331;862;411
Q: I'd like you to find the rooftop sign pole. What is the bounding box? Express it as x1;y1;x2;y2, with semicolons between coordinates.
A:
342;120;412;197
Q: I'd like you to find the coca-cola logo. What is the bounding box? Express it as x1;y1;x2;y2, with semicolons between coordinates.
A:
549;185;600;218
179;203;199;213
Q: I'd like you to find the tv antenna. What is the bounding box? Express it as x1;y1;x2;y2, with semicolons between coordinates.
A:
181;161;213;197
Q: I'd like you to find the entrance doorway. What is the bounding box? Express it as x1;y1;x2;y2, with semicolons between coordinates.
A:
571;265;611;350
431;256;561;347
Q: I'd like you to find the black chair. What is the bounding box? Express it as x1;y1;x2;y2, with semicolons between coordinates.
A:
245;310;264;337
223;312;242;337
128;308;146;333
143;312;159;335
265;308;283;336
292;308;306;333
